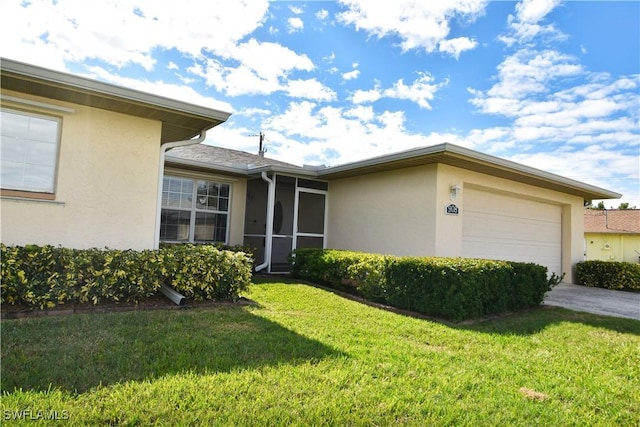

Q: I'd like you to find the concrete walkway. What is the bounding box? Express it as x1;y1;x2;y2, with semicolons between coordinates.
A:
543;283;640;320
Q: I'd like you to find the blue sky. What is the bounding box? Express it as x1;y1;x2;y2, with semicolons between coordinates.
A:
3;0;639;207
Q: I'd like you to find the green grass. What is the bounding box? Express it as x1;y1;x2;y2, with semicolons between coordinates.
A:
2;278;639;426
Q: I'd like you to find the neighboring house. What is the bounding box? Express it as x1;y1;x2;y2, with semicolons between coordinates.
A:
584;209;640;263
1;59;623;284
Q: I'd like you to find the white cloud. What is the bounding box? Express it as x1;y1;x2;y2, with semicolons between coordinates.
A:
203;125;263;156
515;0;561;23
285;79;337;101
470;49;640;149
237;107;272;119
438;37;478;59
337;0;487;53
259;99;471;166
288;17;304;33
344;105;375;122
324;52;336;62
507;146;639;207
289;6;303;15
470;49;583;108
83;65;233;112
462;1;639;206
316;9;329;21
342;69;360;80
383;73;447;109
351;73;447;109
188;40;315;96
501;0;565;46
226;39;314;82
1;0;271;70
167;62;179;71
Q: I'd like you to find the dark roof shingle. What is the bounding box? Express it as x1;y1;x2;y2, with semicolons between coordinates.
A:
166;144;300;170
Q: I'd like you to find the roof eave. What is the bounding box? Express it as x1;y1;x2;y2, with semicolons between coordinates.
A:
246;164;320;177
1;58;232;142
317;143;621;200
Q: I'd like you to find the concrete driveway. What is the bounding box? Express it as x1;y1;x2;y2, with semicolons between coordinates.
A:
543;283;640;320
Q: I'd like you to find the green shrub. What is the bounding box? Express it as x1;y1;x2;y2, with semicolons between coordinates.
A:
575;261;640;290
288;248;362;289
164;244;252;301
0;244;253;309
289;248;560;322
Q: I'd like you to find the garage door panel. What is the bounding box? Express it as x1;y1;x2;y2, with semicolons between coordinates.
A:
464;211;561;242
462;189;562;275
463;237;560;260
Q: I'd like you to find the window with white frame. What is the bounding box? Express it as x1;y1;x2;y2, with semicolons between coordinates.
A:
0;109;61;194
160;175;230;243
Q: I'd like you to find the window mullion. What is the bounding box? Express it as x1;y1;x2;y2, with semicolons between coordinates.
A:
189;180;197;242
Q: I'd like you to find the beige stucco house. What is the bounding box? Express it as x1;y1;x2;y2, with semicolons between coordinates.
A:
2;59;622;284
584;209;640;263
166;143;620;283
1;58;230;250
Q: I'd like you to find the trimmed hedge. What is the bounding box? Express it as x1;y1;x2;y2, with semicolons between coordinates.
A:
0;244;252;309
575;260;640;290
289;248;562;321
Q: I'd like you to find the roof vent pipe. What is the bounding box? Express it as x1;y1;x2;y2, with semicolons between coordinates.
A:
258;131;266;157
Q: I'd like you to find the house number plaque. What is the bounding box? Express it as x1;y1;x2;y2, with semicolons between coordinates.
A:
445;203;459;215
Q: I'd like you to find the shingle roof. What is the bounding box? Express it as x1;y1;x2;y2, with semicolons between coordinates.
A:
165;143;621;202
166;144;301;170
584;208;640;234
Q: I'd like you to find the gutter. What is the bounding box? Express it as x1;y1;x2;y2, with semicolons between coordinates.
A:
153;130;207;249
154;131;207;305
316;143;621;200
254;171;276;272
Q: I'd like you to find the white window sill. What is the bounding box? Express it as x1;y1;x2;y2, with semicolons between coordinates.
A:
0;196;66;206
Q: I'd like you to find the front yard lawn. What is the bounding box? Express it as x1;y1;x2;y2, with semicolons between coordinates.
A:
2;278;639;425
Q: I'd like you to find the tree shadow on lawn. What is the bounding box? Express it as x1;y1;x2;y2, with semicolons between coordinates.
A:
0;306;345;394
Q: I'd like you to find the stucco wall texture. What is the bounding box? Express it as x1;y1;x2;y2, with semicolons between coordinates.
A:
327;163;585;283
1;91;162;250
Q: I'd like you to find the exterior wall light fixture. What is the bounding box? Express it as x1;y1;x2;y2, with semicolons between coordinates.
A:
450;184;462;200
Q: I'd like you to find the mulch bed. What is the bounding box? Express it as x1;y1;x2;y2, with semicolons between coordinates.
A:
1;295;258;320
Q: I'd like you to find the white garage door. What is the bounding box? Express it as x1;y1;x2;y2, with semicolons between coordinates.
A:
462;188;562;276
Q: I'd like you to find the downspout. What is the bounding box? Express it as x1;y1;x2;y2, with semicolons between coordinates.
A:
153;130;207;249
154;130;207;305
254;171;275;272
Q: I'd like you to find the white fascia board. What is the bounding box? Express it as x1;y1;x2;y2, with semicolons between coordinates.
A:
246;164;318;177
445;144;622;200
164;157;317;178
317;142;620;199
1;58;231;122
317;143;447;176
